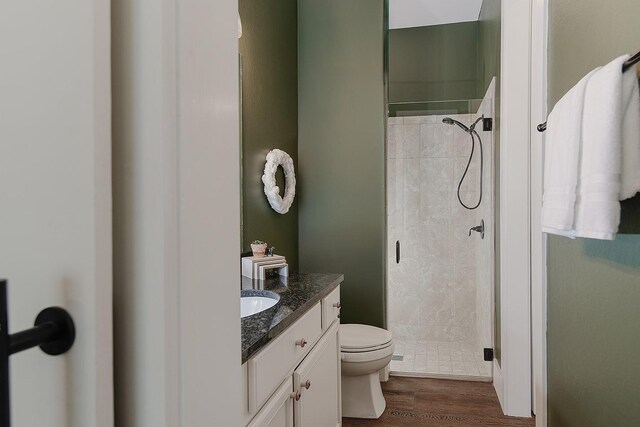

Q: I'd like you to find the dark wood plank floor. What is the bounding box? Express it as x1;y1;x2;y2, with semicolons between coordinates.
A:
342;377;535;427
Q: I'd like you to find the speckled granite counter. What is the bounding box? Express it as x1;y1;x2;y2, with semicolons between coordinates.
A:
241;273;343;364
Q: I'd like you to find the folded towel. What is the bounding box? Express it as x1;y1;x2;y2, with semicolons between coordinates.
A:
541;69;599;236
573;55;640;240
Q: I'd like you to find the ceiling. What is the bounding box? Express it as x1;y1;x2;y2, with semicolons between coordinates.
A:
389;0;484;29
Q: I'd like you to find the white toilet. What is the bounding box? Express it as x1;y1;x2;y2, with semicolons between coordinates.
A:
340;324;394;419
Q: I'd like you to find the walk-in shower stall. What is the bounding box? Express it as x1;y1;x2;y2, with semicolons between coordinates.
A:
386;0;500;380
386;82;496;379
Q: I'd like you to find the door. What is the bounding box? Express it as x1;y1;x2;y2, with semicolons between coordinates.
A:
293;322;340;427
0;0;113;426
248;379;294;427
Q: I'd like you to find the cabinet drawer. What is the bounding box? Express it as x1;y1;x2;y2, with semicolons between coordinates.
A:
248;303;322;413
322;286;341;330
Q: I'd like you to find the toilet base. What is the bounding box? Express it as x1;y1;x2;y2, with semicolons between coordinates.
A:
341;371;386;419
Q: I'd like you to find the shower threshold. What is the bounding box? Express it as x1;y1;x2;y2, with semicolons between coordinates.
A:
389;339;492;381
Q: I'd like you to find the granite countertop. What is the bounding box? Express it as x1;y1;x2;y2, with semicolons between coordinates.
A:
241;272;344;364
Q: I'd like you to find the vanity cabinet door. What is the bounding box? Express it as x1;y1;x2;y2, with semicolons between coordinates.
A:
322;285;341;330
293;322;341;427
248;378;294;427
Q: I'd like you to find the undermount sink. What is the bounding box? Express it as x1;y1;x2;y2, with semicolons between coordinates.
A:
241;290;280;318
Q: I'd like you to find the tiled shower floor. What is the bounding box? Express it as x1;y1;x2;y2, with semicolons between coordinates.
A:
390;339;492;379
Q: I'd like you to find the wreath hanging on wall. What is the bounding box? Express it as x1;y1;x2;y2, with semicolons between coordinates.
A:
261;149;296;214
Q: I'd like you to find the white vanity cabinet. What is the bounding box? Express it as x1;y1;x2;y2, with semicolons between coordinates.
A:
243;285;341;427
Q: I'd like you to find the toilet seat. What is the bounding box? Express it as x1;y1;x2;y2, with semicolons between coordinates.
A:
341;343;394;363
341;341;392;353
340;324;393;352
340;324;394;362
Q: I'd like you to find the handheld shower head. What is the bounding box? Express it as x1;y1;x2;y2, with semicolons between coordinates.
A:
442;117;471;133
442;115;486;210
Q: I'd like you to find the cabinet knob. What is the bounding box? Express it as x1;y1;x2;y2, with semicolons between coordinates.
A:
291;391;302;401
333;302;341;309
303;380;311;390
295;338;307;348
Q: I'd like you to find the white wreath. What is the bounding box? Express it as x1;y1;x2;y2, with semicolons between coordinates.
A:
261;149;296;214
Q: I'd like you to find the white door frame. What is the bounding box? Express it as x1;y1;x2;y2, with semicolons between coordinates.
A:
177;1;242;424
498;0;549;421
530;0;549;426
495;0;534;417
111;0;243;425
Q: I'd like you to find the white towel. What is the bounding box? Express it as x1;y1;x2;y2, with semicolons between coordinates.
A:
541;69;599;236
573;55;640;240
621;63;640;199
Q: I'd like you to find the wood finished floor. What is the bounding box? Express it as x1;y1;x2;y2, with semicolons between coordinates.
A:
342;377;535;427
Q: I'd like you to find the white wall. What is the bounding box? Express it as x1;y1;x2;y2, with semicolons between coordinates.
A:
112;0;242;425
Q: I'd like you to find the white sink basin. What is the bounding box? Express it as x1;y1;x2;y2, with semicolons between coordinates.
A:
241;291;280;318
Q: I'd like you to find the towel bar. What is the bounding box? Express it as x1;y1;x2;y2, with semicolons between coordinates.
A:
537;50;640;133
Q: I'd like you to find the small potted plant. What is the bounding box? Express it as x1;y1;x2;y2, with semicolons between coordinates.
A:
251;240;268;257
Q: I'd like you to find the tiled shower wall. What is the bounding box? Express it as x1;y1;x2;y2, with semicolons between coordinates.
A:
387;113;481;344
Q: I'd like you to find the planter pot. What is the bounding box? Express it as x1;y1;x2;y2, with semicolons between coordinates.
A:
251;243;268;258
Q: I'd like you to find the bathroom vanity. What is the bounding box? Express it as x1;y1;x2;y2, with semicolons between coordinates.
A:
241;273;343;427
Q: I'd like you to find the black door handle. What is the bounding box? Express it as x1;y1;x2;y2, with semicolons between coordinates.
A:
0;280;75;427
396;240;400;264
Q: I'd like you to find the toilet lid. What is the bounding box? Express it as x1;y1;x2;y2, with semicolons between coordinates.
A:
340;324;393;352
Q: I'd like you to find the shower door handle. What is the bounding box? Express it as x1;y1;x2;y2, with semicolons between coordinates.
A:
396;241;400;264
1;280;76;427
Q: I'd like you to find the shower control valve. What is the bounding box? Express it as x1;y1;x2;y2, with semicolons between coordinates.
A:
469;219;485;239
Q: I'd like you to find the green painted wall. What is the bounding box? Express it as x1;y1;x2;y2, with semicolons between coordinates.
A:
547;1;640;425
239;0;299;271
389;22;479;103
298;0;386;327
477;0;502;362
477;0;501;98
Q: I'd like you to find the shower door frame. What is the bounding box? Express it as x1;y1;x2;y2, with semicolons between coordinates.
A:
496;0;548;422
530;1;549;426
